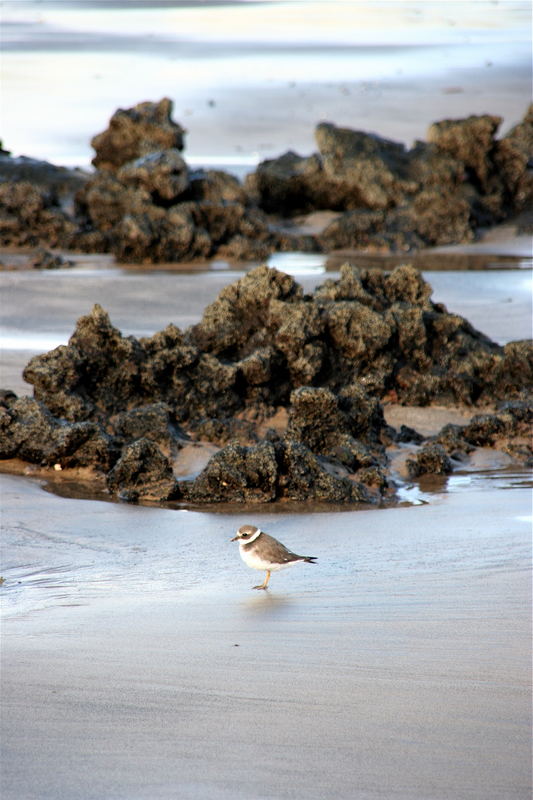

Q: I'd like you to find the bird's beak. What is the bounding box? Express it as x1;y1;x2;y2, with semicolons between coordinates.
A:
230;535;239;541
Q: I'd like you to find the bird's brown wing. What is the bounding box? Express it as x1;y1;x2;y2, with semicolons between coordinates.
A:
259;532;311;564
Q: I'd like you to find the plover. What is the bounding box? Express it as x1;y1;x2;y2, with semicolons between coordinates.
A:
231;524;316;589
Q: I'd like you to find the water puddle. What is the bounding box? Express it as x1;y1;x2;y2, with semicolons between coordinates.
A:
397;465;533;506
1;248;531;277
30;462;533;512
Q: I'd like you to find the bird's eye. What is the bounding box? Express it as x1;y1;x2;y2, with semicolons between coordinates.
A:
241;533;248;538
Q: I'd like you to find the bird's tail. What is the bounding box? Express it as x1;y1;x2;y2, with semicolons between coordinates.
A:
304;556;317;563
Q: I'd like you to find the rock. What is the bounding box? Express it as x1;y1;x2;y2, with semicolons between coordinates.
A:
0;181;76;248
75;172;151;233
427;114;502;191
246;151;339;215
180;440;279;503
485;340;533;404
461;413;507;446
188;169;248;205
31;247;75;269
23;265;527;431
0;397;116;469
180;439;373;504
191;416;258;446
431;400;533;464
275;439;372;503
116;149;189;202
315;122;414;210
396;425;425;444
4;103;531;261
494;104;533;212
433;423;474;458
0;389;17;409
106;438;179;502
91;98;185;172
11;265;532;504
23;304;148;421
109;403;187;452
286;385;386;472
319;209;388;250
0;153;89;216
406;442;454;477
73;166;280;263
190;264;302;355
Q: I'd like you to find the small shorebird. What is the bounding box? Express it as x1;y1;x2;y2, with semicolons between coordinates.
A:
231;524;316;590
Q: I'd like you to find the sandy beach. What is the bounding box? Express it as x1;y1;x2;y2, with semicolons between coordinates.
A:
1;2;532;798
2;472;531;800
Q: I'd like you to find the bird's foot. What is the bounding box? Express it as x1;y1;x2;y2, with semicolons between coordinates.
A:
252;584;268;590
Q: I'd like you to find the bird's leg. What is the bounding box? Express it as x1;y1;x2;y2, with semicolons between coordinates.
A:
253;570;271;590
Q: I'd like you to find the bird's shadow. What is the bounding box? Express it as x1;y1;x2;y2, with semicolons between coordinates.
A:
240;590;293;615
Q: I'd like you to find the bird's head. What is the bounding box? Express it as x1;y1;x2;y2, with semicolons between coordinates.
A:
230;524;261;542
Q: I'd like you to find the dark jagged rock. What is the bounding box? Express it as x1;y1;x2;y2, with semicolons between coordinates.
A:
23;265;529;428
0;154;89;213
0;389;17;409
494;104;533;212
180;439;372;505
190;417;258;446
72;156;284;263
0;181;76;248
276;439;372;503
5;265;532;504
315;122;414;210
251;109;531;250
432;400;533;465
106;438;179;502
116;149;189;202
396;424;425;444
3;102;531;260
245;151;339;215
406;442;454;477
108;402;187;452
180;441;279;503
285;386;386;472
433;423;474;459
31;247;74;270
91;98;185;172
427;114;502;191
0;397;117;469
188;169;248;205
23;303;148;421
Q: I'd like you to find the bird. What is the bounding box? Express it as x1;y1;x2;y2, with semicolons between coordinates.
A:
230;524;316;590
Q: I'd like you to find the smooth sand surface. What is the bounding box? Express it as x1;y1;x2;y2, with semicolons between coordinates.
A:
1;472;531;800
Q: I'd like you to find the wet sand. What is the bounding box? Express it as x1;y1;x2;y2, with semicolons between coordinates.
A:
1;472;531;800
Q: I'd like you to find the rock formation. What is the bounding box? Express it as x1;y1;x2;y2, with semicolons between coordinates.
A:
1;265;531;505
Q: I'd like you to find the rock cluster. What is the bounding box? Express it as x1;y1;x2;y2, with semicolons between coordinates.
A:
1;265;531;504
249;108;533;250
1;99;531;261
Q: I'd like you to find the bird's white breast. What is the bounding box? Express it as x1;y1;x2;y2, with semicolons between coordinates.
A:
238;543;299;572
